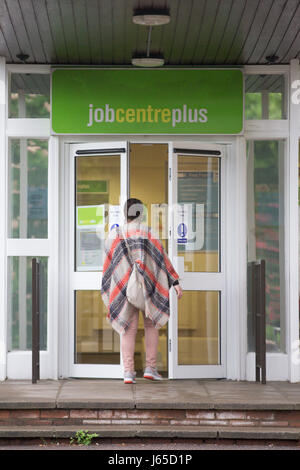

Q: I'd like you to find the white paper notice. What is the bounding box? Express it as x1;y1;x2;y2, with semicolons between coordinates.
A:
109;205;121;231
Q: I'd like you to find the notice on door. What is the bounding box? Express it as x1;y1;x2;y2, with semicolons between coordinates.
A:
176;203;205;251
76;205;105;271
109;205;121;231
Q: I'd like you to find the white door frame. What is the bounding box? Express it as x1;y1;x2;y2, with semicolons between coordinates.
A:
60;135;244;380
68;141;128;378
168;141;227;379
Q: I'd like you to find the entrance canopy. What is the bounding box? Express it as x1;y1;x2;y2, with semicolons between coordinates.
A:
0;0;299;66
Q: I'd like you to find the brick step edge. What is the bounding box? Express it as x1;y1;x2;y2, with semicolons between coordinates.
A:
0;425;300;440
0;403;299;410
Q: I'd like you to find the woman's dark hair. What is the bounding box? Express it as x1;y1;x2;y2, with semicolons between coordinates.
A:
124;198;144;221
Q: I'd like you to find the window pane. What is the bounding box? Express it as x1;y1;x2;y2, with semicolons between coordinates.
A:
9;139;48;239
247;140;285;352
7;257;47;351
130;143;169;375
178;291;220;365
177;155;220;272
9;74;50;118
75;155;120;271
130;143;169;250
75;290;120;364
245;74;286;119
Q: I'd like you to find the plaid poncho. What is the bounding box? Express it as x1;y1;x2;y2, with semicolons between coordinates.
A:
101;220;179;334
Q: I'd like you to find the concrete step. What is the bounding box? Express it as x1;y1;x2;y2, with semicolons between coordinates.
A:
0;425;300;440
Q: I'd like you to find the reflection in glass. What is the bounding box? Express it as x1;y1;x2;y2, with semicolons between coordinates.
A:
245;74;286;120
75;155;120;271
177;155;220;272
75;290;120;364
178;291;220;365
247;140;285;352
9;139;48;239
7;257;47;351
130;143;169;247
9;73;50;118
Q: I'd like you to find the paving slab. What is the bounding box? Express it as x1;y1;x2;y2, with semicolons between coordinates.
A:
218;427;300;440
56;379;135;409
203;380;293;409
0;380;60;409
134;380;211;409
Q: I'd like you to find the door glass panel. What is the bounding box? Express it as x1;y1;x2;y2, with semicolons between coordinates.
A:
75;155;121;271
177;155;220;272
75;290;120;364
130;143;168;375
178;291;220;365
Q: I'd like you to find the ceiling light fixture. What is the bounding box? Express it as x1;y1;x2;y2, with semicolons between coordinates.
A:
131;8;169;67
131;56;165;68
132;8;170;26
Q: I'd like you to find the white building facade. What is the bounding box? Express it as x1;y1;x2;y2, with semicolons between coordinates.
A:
0;59;299;382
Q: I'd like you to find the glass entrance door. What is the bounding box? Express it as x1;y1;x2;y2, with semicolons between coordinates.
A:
67;140;226;379
69;142;128;378
168;142;226;378
129;143;169;376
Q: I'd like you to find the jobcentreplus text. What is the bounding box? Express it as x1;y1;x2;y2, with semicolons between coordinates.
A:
87;104;208;128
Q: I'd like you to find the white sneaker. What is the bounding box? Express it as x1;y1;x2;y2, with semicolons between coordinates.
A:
124;371;136;384
143;366;163;381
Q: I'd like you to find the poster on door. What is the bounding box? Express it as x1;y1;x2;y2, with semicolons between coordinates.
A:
108;205;121;231
176;203;204;251
76;205;105;271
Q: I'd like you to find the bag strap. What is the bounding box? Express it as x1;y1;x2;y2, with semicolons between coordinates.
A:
121;225;134;264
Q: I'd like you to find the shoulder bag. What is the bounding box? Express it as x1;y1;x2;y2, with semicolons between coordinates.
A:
121;226;145;311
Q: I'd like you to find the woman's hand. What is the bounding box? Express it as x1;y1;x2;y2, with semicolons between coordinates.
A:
174;284;183;299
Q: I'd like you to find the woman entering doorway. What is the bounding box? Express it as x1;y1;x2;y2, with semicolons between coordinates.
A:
101;198;183;383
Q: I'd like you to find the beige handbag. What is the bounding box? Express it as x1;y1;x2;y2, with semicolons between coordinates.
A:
122;226;145;311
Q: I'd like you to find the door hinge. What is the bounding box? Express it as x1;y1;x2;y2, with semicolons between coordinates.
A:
169;339;171;352
168;167;171;181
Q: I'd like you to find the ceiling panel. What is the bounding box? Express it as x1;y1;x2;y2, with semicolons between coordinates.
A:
245;74;285;93
0;0;298;65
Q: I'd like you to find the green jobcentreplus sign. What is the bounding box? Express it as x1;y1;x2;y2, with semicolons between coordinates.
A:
51;69;243;135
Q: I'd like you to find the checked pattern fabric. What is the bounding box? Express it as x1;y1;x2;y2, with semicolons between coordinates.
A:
101;220;179;334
